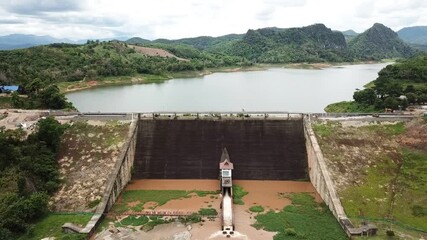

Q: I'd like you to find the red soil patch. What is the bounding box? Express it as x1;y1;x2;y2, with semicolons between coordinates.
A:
129;45;188;61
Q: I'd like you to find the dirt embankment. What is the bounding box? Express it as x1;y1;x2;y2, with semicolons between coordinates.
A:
49;120;131;212
314;118;427;239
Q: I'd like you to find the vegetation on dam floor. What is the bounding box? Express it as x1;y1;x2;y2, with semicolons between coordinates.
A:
252;193;347;240
313;118;427;239
18;213;92;240
110;189;219;215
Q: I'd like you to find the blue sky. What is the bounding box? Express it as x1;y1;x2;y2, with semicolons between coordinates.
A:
0;0;426;40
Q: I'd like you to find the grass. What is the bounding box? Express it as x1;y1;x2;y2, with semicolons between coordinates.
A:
18;213;92;240
112;190;189;214
360;122;406;136
253;193;347;240
193;190;220;197
0;96;13;109
111;189;218;214
117;215;149;226
312;121;341;138
249;205;265;213
315;120;427;238
232;185;248;205
198;208;218;216
324;101;377;113
113;215;169;232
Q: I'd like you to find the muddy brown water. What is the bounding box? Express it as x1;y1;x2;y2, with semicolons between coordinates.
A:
119;179;321;240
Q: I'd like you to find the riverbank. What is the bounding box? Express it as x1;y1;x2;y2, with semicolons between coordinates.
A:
60;61;389;94
59;65;267;94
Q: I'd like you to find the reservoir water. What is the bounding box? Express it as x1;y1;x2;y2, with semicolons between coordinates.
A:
66;63;389;113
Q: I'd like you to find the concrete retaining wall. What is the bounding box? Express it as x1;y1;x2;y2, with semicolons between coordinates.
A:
62;120;138;236
134;119;308;180
304;116;356;237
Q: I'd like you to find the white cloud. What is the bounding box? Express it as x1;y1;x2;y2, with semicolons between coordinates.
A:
0;0;425;40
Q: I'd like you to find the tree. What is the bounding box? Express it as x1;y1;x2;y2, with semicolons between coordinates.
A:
404;85;416;93
384;97;399;110
405;93;417;104
39;85;73;109
353;89;377;105
30;116;65;151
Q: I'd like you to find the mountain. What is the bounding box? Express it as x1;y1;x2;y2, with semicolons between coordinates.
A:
153;34;244;50
342;30;358;36
397;26;427;45
0;34;74;50
221;24;348;63
348;23;416;60
0;34;131;50
125;34;244;51
342;30;359;42
125;37;151;44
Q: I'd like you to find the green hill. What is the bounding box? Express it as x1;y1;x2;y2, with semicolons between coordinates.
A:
348;23;416;60
0;40;244;87
125;37;151;45
220;24;349;63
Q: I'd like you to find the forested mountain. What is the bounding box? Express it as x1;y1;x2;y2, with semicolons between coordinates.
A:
398;26;427;45
216;24;349;63
348;23;416;60
125;34;245;52
342;30;359;42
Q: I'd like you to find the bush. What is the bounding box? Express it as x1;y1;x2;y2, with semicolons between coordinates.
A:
198;208;218;216
249;205;264;213
284;227;297;236
386;230;395;236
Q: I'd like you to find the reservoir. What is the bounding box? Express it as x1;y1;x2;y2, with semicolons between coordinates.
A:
66;63;388;113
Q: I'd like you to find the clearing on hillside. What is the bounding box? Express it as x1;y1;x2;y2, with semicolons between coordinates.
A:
129;45;188;61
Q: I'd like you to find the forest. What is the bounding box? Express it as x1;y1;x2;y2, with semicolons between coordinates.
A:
0;117;65;239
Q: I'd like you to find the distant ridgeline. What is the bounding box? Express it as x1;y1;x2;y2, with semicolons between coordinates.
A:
0;23;422;87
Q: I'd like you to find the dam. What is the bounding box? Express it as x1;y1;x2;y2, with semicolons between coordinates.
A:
133;116;307;180
64;112;374;238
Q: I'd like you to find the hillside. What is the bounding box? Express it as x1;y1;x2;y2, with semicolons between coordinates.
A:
398;26;427;45
218;24;349;63
0;23;420;91
348;23;416;60
342;30;358;42
0;40;245;87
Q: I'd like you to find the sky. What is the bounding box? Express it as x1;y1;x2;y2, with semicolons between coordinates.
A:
0;0;426;41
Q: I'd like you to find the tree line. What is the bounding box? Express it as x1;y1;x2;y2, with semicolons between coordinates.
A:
0;117;65;239
352;54;427;110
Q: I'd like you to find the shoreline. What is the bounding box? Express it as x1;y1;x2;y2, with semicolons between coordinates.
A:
61;61;389;94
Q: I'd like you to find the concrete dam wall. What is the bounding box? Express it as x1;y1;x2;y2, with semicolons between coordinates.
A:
133;119;307;180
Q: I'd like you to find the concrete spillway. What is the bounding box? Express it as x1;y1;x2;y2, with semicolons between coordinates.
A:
133;119;307;180
222;189;233;232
